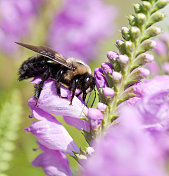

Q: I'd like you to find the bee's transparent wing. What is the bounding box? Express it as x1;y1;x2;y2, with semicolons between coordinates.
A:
15;42;73;70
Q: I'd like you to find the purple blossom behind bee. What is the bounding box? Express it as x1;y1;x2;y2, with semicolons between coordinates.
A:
47;0;117;62
0;0;45;53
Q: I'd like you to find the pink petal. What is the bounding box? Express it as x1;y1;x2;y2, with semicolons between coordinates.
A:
28;79;88;119
25;108;80;155
64;116;90;132
32;147;73;176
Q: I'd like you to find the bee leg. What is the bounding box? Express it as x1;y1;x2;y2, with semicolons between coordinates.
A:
56;82;61;97
34;68;50;106
76;91;82;97
82;91;87;103
55;70;67;98
70;78;79;105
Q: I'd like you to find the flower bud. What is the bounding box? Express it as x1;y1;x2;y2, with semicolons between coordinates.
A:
94;68;107;90
138;67;150;78
137;39;156;55
125;41;134;53
97;102;107;112
149;12;165;26
155;0;169;10
116;40;126;54
107;51;119;61
136;13;146;25
133;3;142;13
118;55;129;65
142;1;151;11
102;87;115;97
112;71;122;82
118;87;135;103
143;26;161;40
128;15;136;26
121;27;130;40
134;53;154;66
87;108;103;130
101;62;113;75
144;53;154;63
127;67;150;83
130;26;141;40
86;147;95;156
76;154;87;163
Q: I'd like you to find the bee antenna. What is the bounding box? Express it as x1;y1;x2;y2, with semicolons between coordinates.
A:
90;88;96;108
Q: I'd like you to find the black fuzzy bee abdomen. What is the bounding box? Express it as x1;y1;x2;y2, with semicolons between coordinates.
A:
18;55;48;81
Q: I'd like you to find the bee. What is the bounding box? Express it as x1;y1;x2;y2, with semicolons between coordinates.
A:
16;42;96;106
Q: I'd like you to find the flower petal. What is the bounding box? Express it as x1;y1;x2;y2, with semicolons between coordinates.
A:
28;79;88;119
64;116;90;132
32;146;73;176
25;108;80;155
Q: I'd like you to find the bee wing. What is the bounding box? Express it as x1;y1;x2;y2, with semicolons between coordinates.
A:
15;42;74;70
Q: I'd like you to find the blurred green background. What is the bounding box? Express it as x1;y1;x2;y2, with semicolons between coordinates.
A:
0;0;168;175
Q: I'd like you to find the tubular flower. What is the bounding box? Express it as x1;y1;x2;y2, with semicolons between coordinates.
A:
47;0;117;62
128;75;169;104
82;106;168;176
25;108;80;155
32;144;73;176
0;0;45;53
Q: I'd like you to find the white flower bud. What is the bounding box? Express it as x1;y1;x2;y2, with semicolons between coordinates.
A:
136;13;146;25
86;147;95;156
130;26;141;39
142;1;151;11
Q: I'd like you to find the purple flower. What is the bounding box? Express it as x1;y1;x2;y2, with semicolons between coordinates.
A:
47;0;117;62
112;71;122;82
25;108;80;156
94;68;107;90
0;0;44;53
155;34;169;57
32;144;73;176
97;102;107;112
87;108;103;130
136;91;169;130
118;54;129;65
29;78;88;121
127;76;169;156
144;53;154;63
146;61;159;75
138;67;150;78
162;62;169;74
101;62;113;75
82;106;168;176
102;87;114;97
107;51;119;61
128;75;169;104
63;116;90;132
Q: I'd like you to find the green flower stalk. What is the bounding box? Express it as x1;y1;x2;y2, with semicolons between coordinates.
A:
94;0;169;126
0;90;22;175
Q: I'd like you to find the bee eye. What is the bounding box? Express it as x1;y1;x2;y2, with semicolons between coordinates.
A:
85;77;90;82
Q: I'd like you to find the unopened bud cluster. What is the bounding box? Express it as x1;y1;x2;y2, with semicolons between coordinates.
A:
93;0;168;125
